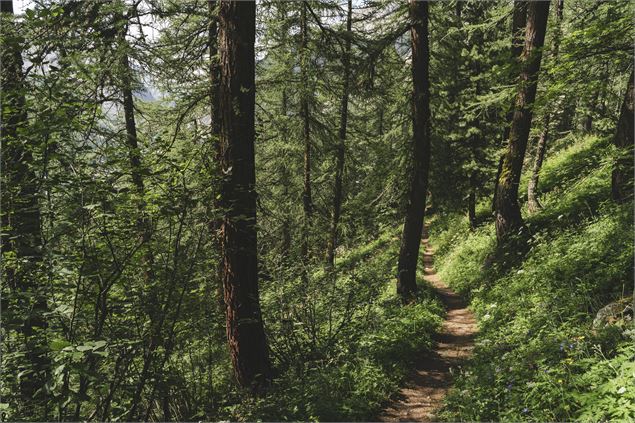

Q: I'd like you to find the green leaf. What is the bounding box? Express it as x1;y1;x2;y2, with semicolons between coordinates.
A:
50;339;71;351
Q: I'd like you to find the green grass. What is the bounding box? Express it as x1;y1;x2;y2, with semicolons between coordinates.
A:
430;134;634;422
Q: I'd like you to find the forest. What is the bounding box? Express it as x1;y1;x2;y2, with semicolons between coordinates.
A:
1;0;633;421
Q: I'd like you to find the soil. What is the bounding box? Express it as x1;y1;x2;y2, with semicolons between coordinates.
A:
379;234;477;422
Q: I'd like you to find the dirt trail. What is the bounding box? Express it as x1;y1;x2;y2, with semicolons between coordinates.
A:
379;233;477;422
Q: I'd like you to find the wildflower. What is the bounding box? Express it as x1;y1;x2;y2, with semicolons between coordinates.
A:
522;408;529;414
506;382;514;390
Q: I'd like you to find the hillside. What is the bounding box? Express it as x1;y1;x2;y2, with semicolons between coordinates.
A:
429;134;634;422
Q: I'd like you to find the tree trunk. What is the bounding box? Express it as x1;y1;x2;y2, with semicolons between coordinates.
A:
300;1;313;265
493;0;527;212
468;181;477;229
218;0;271;391
467;3;485;229
326;0;352;266
495;0;550;241
1;0;50;413
397;0;431;301
611;69;634;203
280;86;292;258
583;87;599;133
526;113;549;213
116;13;159;419
277;2;291;259
527;0;564;214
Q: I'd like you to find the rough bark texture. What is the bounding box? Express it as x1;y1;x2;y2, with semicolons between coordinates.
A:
1;0;50;410
300;1;313;264
611;69;634;203
397;0;431;300
493;0;527;212
495;0;550;241
527;0;564;214
218;0;271;391
326;0;352;266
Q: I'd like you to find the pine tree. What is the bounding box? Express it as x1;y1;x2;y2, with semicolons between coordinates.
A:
218;0;271;392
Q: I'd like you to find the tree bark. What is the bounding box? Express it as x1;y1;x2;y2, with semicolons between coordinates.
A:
495;0;550;241
527;0;564;214
218;0;271;391
611;69;634;203
326;0;352;266
397;0;431;301
493;0;527;212
0;0;50;412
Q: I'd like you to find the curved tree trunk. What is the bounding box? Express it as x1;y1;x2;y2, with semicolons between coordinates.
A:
397;0;431;301
611;69;634;203
218;0;271;392
326;0;352;266
495;0;550;241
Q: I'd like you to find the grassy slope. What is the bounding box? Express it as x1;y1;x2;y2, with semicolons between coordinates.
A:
429;135;634;422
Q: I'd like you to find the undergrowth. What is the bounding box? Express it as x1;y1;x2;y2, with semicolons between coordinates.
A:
229;226;444;421
430;135;634;422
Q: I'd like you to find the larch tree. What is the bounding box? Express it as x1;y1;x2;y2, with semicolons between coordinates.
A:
397;0;431;300
494;0;550;241
116;4;160;419
218;0;271;391
326;0;353;266
492;0;527;212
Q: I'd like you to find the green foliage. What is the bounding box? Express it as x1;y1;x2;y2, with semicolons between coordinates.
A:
234;228;443;421
2;0;631;420
431;134;634;422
